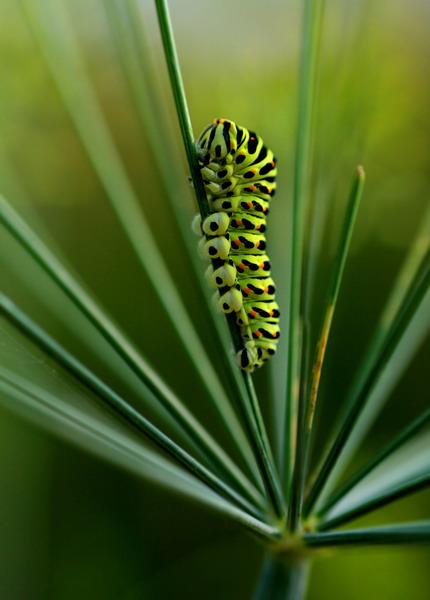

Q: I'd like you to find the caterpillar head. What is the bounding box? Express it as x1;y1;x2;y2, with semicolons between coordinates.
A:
196;119;238;163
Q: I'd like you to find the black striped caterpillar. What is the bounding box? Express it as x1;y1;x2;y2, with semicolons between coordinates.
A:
193;119;280;371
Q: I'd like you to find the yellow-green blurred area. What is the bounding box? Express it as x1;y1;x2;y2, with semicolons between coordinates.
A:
0;0;429;598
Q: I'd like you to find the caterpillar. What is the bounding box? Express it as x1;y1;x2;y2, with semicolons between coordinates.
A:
192;118;280;372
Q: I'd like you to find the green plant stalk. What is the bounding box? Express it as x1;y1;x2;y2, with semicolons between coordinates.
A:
0;293;265;516
285;0;324;525
304;248;430;517
303;521;430;547
242;373;286;519
0;372;280;543
317;472;430;532
154;0;285;519
288;167;364;530
153;0;209;217
252;554;310;600
317;408;430;516
21;0;259;480
0;195;263;507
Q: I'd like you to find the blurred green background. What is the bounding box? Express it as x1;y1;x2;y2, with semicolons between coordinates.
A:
0;0;429;598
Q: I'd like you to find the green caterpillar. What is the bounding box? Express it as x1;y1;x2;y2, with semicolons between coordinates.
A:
193;118;280;372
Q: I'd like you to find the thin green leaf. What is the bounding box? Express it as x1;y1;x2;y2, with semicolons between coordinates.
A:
0;294;265;516
304;522;430;547
0;194;262;506
317;472;430;531
153;0;208;217
307;168;365;431
318;408;430;516
153;0;285;518
20;0;258;478
288;167;364;530
242;373;286;519
285;0;325;527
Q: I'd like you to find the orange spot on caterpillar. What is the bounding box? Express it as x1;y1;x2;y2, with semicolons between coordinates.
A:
247;202;253;208
255;330;262;337
264;286;269;293
271;161;275;167
272;332;277;338
243;287;252;295
236;220;243;226
238;263;246;270
256;224;261;229
232;240;241;247
255;241;260;248
251;168;257;173
269;310;274;316
249;185;257;191
259;262;265;268
250;310;257;317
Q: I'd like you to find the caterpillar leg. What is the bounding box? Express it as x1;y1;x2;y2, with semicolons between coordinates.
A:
213;287;242;313
236;341;259;371
192;212;230;237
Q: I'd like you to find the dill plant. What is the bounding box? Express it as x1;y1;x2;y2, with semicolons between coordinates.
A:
0;0;429;598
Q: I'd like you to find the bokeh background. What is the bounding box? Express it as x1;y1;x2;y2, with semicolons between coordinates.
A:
0;0;429;598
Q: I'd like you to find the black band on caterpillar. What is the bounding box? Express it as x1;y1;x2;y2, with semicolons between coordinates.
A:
193;118;280;372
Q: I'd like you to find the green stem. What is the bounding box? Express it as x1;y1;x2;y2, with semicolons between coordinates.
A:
153;0;209;216
285;0;324;525
242;374;286;519
253;554;310;600
154;0;285;517
289;167;364;529
304;521;430;547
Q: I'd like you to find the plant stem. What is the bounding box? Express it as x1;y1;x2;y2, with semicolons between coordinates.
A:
285;0;324;521
253;554;310;600
304;521;430;547
154;0;285;518
288;167;365;529
153;0;209;216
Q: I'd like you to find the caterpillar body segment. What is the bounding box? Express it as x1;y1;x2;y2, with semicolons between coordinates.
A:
194;119;280;371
